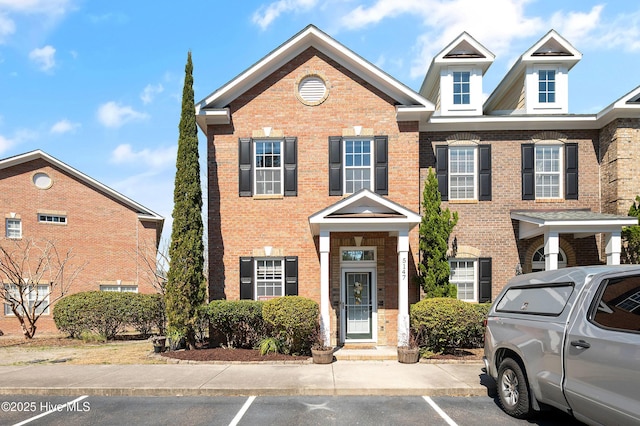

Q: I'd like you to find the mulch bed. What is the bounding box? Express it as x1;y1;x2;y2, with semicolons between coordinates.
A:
161;347;310;362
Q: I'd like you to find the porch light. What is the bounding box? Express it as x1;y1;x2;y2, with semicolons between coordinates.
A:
515;263;523;276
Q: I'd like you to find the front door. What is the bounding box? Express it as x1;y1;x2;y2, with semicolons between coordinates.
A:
343;270;375;341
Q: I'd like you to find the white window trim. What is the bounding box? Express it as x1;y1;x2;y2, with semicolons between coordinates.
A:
38;214;67;224
6;218;21;239
343;138;374;194
534;143;563;199
440;66;483;116
450;259;478;303
527;64;568;113
340;246;377;265
532;246;567;272
448;145;478;201
99;284;138;293
253;139;284;196
452;70;471;105
3;284;50;316
254;258;284;300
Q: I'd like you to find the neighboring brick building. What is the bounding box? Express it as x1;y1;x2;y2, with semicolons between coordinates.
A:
0;150;164;335
196;25;639;347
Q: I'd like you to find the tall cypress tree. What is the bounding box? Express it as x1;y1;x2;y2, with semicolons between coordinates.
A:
165;51;205;349
418;168;458;298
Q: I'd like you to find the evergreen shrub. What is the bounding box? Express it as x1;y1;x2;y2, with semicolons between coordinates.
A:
262;296;319;355
410;297;485;353
204;300;265;349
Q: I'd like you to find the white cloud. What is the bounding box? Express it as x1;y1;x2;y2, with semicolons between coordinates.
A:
252;0;319;30
97;101;149;128
0;12;16;43
110;143;176;169
0;128;38;154
29;45;56;71
140;83;164;105
50;119;80;134
0;0;73;44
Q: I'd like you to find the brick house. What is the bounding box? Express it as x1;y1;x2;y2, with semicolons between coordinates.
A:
0;150;164;335
196;25;639;347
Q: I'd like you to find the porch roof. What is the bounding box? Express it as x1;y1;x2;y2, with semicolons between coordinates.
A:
511;209;637;239
309;189;421;235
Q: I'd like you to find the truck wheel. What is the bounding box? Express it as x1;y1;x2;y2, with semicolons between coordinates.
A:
497;357;531;418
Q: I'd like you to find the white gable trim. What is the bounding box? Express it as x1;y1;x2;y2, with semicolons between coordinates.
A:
309;189;421;235
0;150;164;224
196;25;434;131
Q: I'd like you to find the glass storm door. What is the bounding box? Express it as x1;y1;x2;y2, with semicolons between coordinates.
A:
344;271;373;340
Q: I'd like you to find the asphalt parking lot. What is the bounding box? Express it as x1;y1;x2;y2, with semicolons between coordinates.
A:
1;395;582;426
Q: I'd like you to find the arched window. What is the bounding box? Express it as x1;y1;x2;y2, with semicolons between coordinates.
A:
532;246;567;272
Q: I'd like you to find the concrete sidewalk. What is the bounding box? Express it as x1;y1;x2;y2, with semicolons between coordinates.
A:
0;361;494;398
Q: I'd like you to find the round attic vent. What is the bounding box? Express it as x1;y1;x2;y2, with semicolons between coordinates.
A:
296;75;328;106
33;172;52;189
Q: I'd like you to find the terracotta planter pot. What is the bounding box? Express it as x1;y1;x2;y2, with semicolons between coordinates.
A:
311;347;334;364
397;346;420;364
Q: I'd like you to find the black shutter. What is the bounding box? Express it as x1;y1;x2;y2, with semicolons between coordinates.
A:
521;144;535;200
239;138;252;197
435;146;448;201
284;137;297;196
565;143;578;200
478;145;492;201
284;256;298;296
478;258;492;303
328;136;342;196
374;136;388;195
239;257;254;300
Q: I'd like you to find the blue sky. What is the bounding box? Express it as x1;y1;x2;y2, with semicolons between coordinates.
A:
1;0;639;243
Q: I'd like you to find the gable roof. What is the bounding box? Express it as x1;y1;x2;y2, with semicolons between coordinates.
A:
195;24;434;131
484;30;582;114
419;32;495;103
308;189;421;235
0;150;164;225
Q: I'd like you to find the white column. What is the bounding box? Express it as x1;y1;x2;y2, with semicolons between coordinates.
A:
605;231;622;265
544;231;559;270
319;230;331;347
397;230;410;347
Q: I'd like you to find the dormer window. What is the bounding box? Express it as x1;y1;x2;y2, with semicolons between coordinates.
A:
538;70;556;103
453;71;471;105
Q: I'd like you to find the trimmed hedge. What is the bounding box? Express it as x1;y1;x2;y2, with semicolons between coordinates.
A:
262;296;319;355
53;291;165;340
204;300;265;349
410;297;486;354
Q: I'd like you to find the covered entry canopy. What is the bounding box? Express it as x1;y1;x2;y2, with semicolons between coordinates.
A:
511;209;638;269
309;189;421;347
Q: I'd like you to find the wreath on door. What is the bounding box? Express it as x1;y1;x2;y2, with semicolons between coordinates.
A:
353;282;363;305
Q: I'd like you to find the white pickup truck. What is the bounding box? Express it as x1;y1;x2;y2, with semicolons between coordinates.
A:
483;265;640;425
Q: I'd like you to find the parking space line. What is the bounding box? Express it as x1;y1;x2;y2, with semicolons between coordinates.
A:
12;395;89;426
423;396;458;426
228;395;256;426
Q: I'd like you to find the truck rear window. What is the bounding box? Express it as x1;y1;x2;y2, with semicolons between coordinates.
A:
496;284;574;316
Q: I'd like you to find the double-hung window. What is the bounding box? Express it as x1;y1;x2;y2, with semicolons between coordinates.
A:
449;147;476;200
344;139;372;194
538;70;556;103
450;260;476;302
329;135;388;196
6;219;21;238
238;137;297;197
254;140;282;195
453;71;470;105
256;259;284;299
535;145;561;198
436;144;491;201
239;256;298;300
3;284;50;315
522;143;578;200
